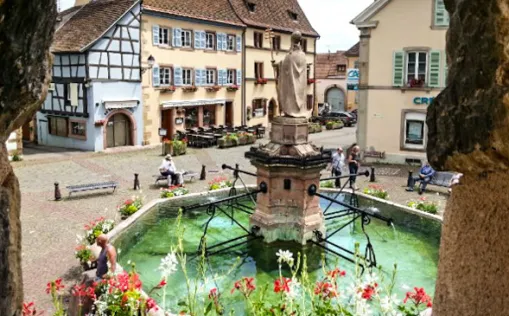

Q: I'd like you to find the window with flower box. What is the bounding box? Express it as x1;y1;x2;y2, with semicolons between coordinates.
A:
226;69;236;85
160;67;172;86
182;68;193;85
254;62;264;80
206;69;216;85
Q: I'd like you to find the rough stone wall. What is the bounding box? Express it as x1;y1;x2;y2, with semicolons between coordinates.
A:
0;0;56;314
427;0;509;314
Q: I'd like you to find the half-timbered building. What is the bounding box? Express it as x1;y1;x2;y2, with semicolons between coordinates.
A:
38;0;143;151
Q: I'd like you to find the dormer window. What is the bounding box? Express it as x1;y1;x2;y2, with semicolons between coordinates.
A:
247;2;256;12
337;64;346;72
288;10;298;20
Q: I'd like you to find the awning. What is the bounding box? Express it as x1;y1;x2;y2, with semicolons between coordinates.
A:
103;99;139;110
161;99;228;109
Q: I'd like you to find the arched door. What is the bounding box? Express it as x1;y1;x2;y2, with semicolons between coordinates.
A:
326;88;345;112
268;99;277;122
106;113;132;148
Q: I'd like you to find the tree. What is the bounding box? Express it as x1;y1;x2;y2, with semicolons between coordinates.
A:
0;0;56;314
427;0;509;314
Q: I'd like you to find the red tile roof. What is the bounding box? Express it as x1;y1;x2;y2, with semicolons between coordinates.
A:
344;42;359;57
228;0;319;37
144;0;245;27
315;51;348;79
52;0;138;53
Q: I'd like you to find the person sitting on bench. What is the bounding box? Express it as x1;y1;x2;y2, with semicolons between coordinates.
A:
406;161;435;194
159;154;176;186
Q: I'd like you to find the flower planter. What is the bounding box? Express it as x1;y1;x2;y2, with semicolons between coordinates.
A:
255;78;268;85
226;86;239;92
308;123;322;134
161;87;176;93
94;120;105;127
81;261;97;271
325;121;344;130
307;79;316;84
218;138;237;148
182;86;198;92
206;86;221;92
164;142;187;156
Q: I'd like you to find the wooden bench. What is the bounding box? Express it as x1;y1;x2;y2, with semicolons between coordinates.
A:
66;181;118;197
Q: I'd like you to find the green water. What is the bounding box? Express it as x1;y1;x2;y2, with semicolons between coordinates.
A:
115;193;441;312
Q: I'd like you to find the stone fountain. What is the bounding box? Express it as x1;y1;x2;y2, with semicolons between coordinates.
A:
245;31;330;245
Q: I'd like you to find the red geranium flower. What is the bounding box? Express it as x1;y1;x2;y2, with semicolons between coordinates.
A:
361;285;377;300
125;199;134;205
314;281;337;299
404;287;433;308
327;268;346;279
274;277;291;293
22;302;36;316
157;278;167;289
231;277;256;296
146;297;158;311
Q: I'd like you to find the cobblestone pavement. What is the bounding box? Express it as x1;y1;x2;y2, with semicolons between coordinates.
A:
13;127;447;310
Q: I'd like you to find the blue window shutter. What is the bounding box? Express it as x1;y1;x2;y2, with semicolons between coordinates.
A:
218;69;224;85
152;25;160;45
172;28;177;46
222;34;227;51
195;68;201;86
392;51;405;87
443;51;448;87
236;35;242;52
201;32;207;49
152;65;160;87
174;66;183;86
428;50;441;87
217;33;224;51
174;28;182;47
236;69;242;86
201;69;207;86
194;30;200;49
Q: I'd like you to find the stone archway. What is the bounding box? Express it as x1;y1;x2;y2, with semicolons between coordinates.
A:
102;109;137;149
324;84;347;112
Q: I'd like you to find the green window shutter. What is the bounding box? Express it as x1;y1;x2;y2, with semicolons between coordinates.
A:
443;51;448;87
435;0;450;26
428;50;441;87
392;51;405;87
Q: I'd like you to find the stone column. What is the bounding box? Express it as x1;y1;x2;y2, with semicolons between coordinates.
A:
356;27;372;153
247;117;328;245
427;0;509;314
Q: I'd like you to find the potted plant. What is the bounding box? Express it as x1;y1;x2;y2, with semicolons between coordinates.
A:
208;176;233;190
182;85;198;92
160;186;189;198
307;78;316;84
94;120;105;126
164;138;188;156
74;244;97;271
161;86;176;93
227;84;239;92
218;133;239;148
117;196;143;220
255;78;268;85
363;184;390;200
83;217;115;245
206;85;221;92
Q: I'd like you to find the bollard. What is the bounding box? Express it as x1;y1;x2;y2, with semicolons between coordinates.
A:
134;173;140;190
54;182;62;201
370;167;376;182
234;163;240;178
407;171;413;188
200;165;206;180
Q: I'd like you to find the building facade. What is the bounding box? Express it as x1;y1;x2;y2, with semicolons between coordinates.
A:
315;51;348;111
344;42;360;111
39;0;143;151
352;0;448;163
141;0;245;145
228;0;319;125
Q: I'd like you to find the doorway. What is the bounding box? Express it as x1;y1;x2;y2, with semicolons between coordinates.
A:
326;87;346;112
268;99;277;122
225;102;234;126
106;113;132;148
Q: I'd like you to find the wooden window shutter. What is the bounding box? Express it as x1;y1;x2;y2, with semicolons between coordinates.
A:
152;25;159;45
428;50;441;87
434;0;449;26
174;66;183;86
392;51;405;87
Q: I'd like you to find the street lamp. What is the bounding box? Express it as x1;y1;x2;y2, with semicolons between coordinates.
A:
141;55;156;74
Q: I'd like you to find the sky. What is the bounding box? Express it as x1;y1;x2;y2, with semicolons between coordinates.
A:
59;0;372;53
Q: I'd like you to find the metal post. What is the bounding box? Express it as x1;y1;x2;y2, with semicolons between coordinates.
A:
407;171;413;187
200;165;206;180
370;167;375;182
134;173;140;190
54;182;62;201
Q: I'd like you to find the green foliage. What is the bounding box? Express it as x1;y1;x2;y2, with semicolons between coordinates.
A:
117;196;143;218
11;150;22;161
363;184;390;200
407;198;438;214
161;186;190;198
320;180;335;188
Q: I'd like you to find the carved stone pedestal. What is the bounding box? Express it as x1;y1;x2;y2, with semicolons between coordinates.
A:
245;116;330;245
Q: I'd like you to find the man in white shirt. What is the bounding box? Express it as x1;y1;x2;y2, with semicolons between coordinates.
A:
331;147;345;188
159;154;176;185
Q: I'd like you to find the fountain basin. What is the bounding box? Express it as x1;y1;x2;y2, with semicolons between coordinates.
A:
110;186;441;311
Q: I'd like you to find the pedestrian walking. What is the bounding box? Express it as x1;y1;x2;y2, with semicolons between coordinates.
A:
331;147;345;188
348;145;361;190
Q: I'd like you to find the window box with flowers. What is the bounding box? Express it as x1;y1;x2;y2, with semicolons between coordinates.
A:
163;138;188;156
117;195;143;219
408;78;425;88
307;78;316;84
182;85;198;92
205;85;222;92
94;120;106;127
255;78;268;85
226;85;239;92
160;86;176;93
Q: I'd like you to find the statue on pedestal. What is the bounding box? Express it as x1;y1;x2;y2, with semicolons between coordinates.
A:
272;31;310;118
